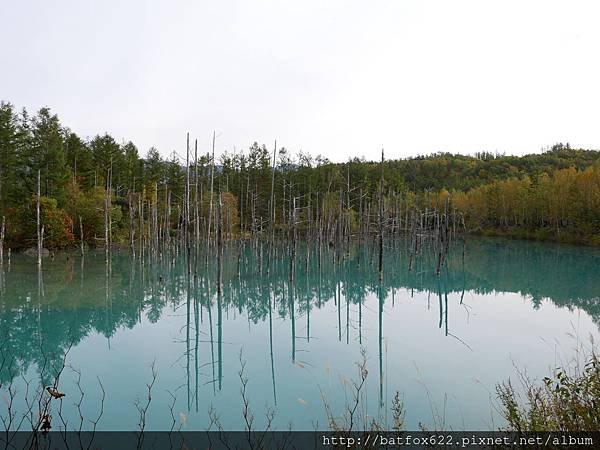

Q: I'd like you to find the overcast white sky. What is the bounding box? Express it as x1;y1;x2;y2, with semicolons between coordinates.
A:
1;1;599;161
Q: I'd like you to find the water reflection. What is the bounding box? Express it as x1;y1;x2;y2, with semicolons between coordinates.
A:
0;238;599;429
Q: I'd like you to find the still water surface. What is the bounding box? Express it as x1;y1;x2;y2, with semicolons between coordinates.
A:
1;238;599;430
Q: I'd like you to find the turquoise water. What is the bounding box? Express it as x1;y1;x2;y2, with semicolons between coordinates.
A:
0;238;599;431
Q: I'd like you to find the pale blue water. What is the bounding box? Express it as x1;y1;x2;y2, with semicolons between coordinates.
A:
0;238;599;431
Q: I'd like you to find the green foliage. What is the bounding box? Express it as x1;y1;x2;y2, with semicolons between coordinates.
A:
65;131;94;189
7;196;74;250
497;354;600;431
0;102;20;211
143;147;164;185
23;108;70;202
65;183;122;246
452;165;600;244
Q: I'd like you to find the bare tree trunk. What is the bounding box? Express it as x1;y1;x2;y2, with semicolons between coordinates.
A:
129;192;135;256
206;132;216;261
378;149;384;281
306;181;312;270
79;215;85;256
290;196;297;283
0;215;5;266
217;192;223;295
337;189;343;249
185;133;191;273
408;210;416;271
165;189;171;251
139;190;144;261
152;182;159;254
245;175;250;235
104;168;111;263
194;139;200;250
37;170;42;267
251;190;257;242
108;163;113;240
40;226;44;265
239;171;245;235
346;164;351;250
282;179;286;229
358;188;363;240
267;140;277;274
316;191;322;269
366;202;371;238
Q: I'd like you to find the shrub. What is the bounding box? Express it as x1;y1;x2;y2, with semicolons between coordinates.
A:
497;353;600;431
7;195;74;250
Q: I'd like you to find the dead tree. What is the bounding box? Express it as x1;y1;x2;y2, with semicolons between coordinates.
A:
289;196;298;283
316;191;322;269
37;170;42;267
267;140;277;274
128;191;136;256
206;132;216;254
408;210;417;271
79;215;85;256
346;164;351;250
378;149;384;281
104;168;111;262
194;139;200;250
139;189;145;260
0;215;5;265
436;196;451;274
217;192;223;295
164;186;171;252
185;133;191;273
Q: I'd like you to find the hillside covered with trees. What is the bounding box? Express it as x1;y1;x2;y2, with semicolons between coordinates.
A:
1;101;599;250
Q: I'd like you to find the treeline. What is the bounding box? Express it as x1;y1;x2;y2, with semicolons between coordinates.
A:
453;167;600;243
1;101;599;250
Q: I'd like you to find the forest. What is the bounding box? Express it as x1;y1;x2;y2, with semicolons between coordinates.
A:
1;100;599;251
